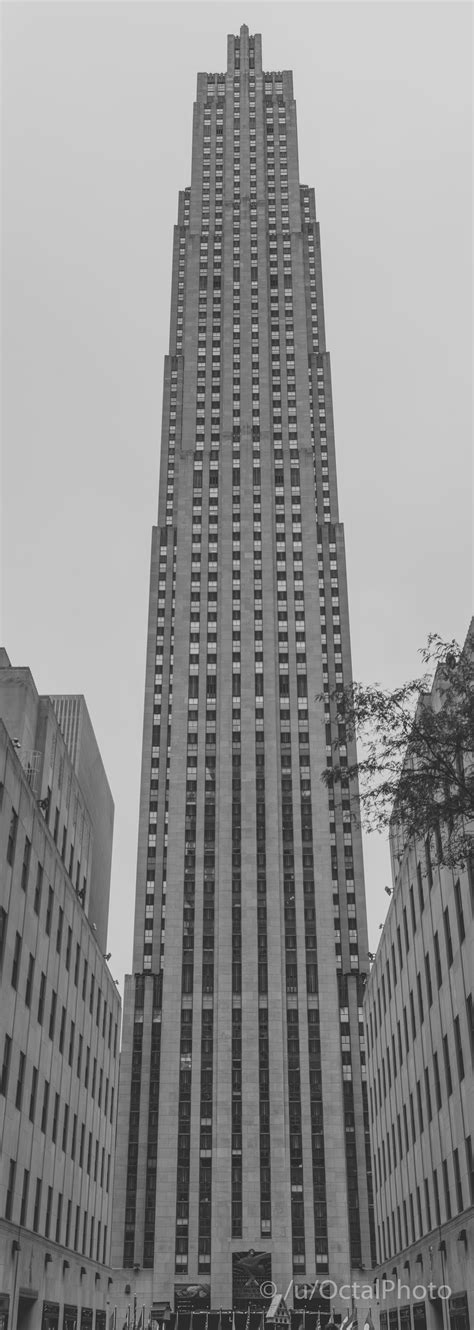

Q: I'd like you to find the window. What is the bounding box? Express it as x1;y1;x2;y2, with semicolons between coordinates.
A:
443;908;453;966
7;809;18;865
5;1159;16;1220
417;862;424;913
25;953;34;1007
443;1035;453;1097
15;1051;26;1110
11;932;22;990
433;1051;442;1110
0;907;7;965
425;954;433;1007
416;973;424;1024
52;1091;60;1142
1;1034;12;1096
442;1160;451;1220
37;973;46;1021
49;991;57;1040
45;1185;53;1238
41;1080;50;1133
21;837;31;891
20;1168;30;1226
45;886;53;936
29;1066;38;1121
56;907;63;954
434;931;442;987
454;879;465;943
33;1178;42;1232
454;1016;465;1081
453;1148;463;1212
424;1067;432;1122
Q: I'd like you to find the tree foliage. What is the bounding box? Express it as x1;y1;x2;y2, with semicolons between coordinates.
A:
319;631;474;870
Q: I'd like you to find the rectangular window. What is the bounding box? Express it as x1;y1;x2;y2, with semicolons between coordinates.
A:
45;1185;53;1238
62;1103;69;1152
442;1159;451;1220
20;1168;30;1226
49;990;57;1040
424;954;433;1007
56;906;64;954
454;879;465;943
453;1148;463;1212
434;930;442;987
433;1051;442;1110
416;972;424;1024
15;1051;25;1110
52;1091;60;1142
6;1159;16;1220
71;1114;77;1161
443;1034;453;1097
55;1192;63;1244
7;810;18;865
11;932;22;990
45;886;54;935
37;973;46;1021
59;1006;66;1054
443;907;453;966
33;1178;42;1232
29;1066;38;1121
21;837;31;891
41;1080;50;1133
454;1016;465;1081
424;1067;432;1122
25;953;34;1008
34;864;43;914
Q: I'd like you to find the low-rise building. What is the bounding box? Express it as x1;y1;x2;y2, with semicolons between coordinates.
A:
0;652;121;1330
364;636;473;1330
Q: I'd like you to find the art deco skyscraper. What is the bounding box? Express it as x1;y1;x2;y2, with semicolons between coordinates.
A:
112;26;375;1315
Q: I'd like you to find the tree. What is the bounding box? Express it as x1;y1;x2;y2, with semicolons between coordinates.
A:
318;629;474;871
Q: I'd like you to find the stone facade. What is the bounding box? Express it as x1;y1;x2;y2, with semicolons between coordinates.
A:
0;658;121;1330
112;25;374;1320
364;639;473;1330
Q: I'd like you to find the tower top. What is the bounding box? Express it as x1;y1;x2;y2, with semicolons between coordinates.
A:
226;26;262;75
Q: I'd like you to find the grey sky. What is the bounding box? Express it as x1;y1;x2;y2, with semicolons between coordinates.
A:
2;2;472;994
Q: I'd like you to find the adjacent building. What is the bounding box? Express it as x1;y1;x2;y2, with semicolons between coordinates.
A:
364;637;473;1330
0;651;121;1330
112;25;375;1323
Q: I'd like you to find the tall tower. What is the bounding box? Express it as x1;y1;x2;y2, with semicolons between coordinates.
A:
112;26;375;1314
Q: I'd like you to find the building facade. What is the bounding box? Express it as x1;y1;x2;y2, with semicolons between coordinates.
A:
112;26;375;1320
0;653;121;1330
364;646;473;1330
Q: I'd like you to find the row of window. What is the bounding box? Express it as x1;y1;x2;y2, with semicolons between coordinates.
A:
376;1137;473;1265
5;1157;109;1261
367;873;466;1056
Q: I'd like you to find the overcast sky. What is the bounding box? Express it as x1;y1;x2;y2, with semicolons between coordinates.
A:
2;1;472;995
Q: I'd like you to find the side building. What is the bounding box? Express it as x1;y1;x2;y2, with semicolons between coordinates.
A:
0;650;121;1330
364;636;473;1330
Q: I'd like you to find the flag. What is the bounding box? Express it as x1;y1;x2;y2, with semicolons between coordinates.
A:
339;1314;355;1330
325;1311;336;1329
315;1314;321;1330
245;1307;251;1330
363;1314;374;1330
136;1313;143;1330
109;1310;116;1330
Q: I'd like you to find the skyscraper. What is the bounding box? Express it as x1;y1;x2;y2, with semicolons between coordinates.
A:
112;26;375;1317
